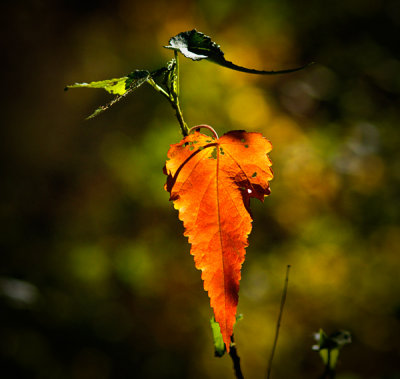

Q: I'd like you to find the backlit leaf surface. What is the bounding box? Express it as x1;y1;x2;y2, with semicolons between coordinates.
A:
165;29;311;75
65;70;150;119
164;130;273;350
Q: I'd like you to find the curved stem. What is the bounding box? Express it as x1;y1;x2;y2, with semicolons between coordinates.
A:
188;124;219;139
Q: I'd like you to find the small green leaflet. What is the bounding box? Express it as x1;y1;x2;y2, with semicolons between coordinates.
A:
210;317;226;357
66;77;127;95
65;70;150;119
165;29;312;75
210;314;243;357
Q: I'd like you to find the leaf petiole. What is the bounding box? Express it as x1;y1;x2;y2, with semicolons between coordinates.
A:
146;77;170;100
188;124;219;139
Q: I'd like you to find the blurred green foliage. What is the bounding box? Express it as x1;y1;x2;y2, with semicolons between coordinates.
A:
312;329;352;373
1;0;399;378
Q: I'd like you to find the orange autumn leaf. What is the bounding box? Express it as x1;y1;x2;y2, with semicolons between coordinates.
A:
164;128;273;351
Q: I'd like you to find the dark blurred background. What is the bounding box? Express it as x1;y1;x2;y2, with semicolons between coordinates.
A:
1;0;399;378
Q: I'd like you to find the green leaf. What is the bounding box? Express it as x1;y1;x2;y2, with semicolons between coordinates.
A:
125;70;151;90
165;29;312;75
66;77;128;95
327;348;339;370
210;316;226;357
318;348;339;369
210;314;243;357
65;70;150;119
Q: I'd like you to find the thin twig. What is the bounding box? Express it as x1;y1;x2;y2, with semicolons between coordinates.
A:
229;335;244;379
266;265;291;379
